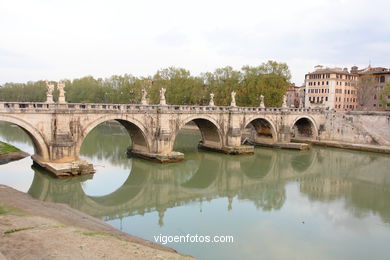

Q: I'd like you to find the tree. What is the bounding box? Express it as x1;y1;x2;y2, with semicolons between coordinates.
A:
202;66;242;106
356;75;377;110
239;61;291;107
151;67;205;105
381;82;390;110
0;60;291;107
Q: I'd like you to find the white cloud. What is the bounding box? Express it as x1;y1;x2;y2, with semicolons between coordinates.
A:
0;0;389;84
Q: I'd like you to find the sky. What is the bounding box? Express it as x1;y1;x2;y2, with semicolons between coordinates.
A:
0;0;389;85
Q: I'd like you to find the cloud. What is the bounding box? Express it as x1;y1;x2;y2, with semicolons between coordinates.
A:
0;0;389;85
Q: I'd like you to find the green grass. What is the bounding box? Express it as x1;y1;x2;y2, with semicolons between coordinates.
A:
4;226;35;234
74;230;108;237
0;141;21;154
0;205;28;216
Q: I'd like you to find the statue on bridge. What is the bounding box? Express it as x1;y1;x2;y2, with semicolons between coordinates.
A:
259;95;265;108
209;93;215;106
57;82;66;103
141;89;148;105
230;91;237;107
45;81;54;104
282;94;287;108
160;88;167;105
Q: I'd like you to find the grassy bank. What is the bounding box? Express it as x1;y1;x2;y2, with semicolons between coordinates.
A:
0;141;20;155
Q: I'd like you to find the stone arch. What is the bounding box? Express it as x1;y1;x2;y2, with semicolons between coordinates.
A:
77;115;151;156
244;116;278;145
173;115;224;150
0;115;49;160
291;116;318;139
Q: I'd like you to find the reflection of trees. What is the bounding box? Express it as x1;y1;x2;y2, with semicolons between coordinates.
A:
0;122;33;145
80;122;132;167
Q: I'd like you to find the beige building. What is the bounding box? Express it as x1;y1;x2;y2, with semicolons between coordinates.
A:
304;65;358;111
353;66;390;111
286;84;302;108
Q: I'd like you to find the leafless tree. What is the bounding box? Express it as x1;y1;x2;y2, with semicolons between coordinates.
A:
356;75;377;110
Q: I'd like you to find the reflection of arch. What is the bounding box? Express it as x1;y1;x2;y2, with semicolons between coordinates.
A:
291;116;318;139
244;116;277;144
0;115;49;159
77;116;151;156
173;115;223;150
87;170;148;206
290;150;317;174
241;149;276;179
180;155;219;190
28;163;149;216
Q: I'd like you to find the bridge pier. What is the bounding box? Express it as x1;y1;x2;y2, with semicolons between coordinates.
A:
32;155;95;177
198;142;254;155
127;148;184;163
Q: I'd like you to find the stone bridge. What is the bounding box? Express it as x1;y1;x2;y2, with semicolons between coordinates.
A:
0;101;335;176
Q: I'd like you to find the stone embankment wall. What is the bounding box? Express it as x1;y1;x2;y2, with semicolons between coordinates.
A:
320;111;390;146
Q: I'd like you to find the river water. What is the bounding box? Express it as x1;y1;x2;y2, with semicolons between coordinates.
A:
1;121;390;260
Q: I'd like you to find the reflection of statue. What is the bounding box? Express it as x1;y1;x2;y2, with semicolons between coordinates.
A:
209;93;215;106
141;89;148;105
159;88;167;105
282;94;287;108
57;82;66;103
230;91;236;107
45;81;54;103
259;95;265;108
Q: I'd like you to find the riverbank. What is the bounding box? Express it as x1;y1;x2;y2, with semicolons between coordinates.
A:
0;141;29;164
0;185;194;260
291;139;390;154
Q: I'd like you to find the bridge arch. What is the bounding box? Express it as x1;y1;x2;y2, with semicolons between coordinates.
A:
291;116;318;139
243;116;278;144
0;115;49;160
76;115;151;157
173;115;224;150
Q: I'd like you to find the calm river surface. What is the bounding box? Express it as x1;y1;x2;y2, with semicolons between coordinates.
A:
1;122;390;260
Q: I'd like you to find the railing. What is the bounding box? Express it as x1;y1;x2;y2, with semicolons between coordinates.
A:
0;101;323;114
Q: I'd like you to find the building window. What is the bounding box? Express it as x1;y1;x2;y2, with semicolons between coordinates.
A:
380;76;385;83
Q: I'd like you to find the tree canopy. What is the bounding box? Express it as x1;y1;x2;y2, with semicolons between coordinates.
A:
0;60;291;107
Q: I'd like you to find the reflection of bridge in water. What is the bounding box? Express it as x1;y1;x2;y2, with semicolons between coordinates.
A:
28;148;390;225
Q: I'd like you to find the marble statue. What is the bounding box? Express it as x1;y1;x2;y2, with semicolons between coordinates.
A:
259;95;265;108
160;88;167;105
209;93;215;106
230;91;236;107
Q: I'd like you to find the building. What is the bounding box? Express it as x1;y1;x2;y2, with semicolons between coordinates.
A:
353;66;390;111
286;84;303;108
304;65;358;111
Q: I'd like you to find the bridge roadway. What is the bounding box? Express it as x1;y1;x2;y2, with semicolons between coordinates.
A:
0;101;326;176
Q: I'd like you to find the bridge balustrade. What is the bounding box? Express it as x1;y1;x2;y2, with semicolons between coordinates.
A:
0;101;325;114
